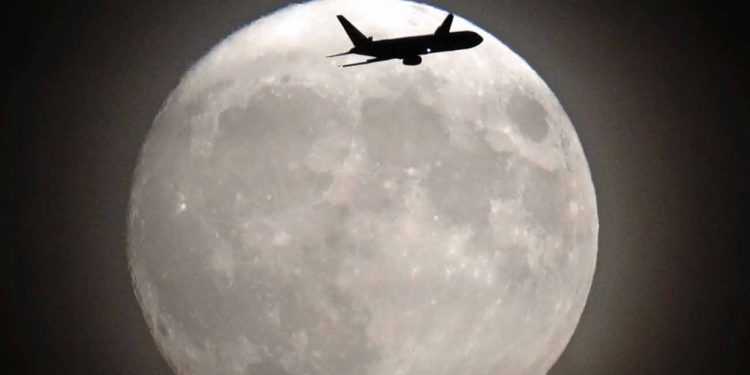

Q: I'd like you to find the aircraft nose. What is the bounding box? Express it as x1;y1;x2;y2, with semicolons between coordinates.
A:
472;33;483;46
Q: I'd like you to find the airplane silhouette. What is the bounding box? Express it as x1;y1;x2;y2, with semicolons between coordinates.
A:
327;13;483;67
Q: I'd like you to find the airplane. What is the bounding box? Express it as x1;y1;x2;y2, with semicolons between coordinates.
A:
327;13;483;67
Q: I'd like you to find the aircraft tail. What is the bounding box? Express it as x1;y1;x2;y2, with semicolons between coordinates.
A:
336;15;371;46
434;13;453;35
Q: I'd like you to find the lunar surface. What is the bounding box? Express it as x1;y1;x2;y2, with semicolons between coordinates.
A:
127;0;598;374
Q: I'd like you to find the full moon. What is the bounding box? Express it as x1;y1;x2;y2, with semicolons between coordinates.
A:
127;0;598;374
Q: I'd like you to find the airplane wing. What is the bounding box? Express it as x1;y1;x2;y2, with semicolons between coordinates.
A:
340;57;392;67
434;13;453;35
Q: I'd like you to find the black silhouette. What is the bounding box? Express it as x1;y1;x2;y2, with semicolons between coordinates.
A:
327;13;483;67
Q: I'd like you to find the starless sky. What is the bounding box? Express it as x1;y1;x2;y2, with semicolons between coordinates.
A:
3;0;749;374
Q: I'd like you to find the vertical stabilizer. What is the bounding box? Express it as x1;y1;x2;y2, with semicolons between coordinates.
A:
435;13;453;35
336;15;369;46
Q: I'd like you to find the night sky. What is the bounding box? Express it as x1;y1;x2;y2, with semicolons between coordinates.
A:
4;1;748;374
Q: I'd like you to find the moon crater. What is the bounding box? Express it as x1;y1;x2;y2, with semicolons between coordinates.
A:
506;93;550;142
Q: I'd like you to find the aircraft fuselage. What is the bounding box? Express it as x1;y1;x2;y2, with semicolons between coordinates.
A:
329;13;483;67
352;31;483;59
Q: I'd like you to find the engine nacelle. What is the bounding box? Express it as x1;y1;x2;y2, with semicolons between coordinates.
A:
402;55;422;66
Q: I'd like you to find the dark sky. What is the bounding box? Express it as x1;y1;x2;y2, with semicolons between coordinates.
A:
4;0;748;374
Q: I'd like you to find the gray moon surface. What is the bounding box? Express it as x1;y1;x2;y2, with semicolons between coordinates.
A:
127;0;598;374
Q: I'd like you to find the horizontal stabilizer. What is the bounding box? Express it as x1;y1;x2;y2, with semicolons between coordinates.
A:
326;51;352;58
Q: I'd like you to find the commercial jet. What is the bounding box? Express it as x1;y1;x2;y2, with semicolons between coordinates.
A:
327;13;483;67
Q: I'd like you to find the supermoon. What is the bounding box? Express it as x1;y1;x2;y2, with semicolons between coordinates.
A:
127;0;598;374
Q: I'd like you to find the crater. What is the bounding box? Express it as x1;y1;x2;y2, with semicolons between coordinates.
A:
245;360;290;375
157;318;169;337
184;80;234;118
506;93;549;142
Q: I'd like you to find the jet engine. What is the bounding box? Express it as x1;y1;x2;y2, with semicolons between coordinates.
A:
402;56;422;65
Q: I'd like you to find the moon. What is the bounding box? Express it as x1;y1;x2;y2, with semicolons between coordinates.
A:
127;0;598;374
